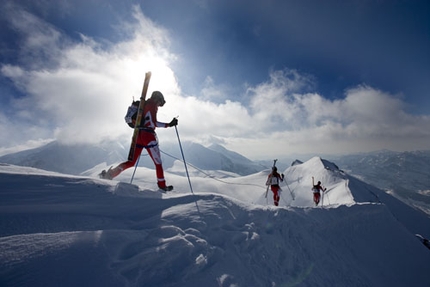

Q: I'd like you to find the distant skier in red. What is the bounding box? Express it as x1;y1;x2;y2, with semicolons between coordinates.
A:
266;167;284;206
100;91;177;191
312;177;326;206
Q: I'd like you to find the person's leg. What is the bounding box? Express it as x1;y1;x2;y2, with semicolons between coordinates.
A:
107;146;143;179
146;144;167;188
314;192;320;205
272;186;280;206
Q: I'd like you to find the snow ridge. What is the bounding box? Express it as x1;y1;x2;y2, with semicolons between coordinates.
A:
1;157;430;287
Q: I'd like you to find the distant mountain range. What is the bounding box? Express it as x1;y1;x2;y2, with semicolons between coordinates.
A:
0;141;429;213
0;140;266;176
0;140;125;175
328;150;430;210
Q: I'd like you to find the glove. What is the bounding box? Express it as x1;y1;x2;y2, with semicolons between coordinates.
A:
168;118;178;127
281;174;285;180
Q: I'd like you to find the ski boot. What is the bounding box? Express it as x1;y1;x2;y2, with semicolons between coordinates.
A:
158;183;173;192
99;167;113;180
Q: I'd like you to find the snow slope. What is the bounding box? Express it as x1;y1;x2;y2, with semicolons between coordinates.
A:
1;157;430;287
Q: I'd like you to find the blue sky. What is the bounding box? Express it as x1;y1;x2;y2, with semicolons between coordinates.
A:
1;0;429;159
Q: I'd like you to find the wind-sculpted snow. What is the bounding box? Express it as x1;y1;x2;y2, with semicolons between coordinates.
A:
1;158;430;287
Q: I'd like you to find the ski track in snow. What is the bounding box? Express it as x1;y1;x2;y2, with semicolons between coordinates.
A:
1;158;430;287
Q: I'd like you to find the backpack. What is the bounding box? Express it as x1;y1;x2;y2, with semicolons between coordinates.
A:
124;100;140;128
266;173;280;186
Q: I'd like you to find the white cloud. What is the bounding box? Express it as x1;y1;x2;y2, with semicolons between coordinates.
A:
224;74;430;158
2;5;180;146
1;5;429;159
199;76;231;102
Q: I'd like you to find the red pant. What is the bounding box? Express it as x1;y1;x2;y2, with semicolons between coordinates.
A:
110;130;167;188
271;185;280;206
313;192;321;205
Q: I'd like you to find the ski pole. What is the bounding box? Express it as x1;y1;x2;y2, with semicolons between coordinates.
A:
321;189;324;207
280;189;289;206
265;181;270;206
130;155;141;184
174;125;194;195
284;178;295;200
325;189;331;205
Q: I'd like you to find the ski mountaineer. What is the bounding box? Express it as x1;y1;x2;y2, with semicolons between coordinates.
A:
312;177;326;206
266;166;284;206
100;91;178;191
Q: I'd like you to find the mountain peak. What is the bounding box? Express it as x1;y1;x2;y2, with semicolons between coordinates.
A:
306;156;340;173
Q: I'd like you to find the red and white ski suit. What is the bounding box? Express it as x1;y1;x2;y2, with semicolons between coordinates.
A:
312;184;325;206
266;172;283;206
109;98;171;188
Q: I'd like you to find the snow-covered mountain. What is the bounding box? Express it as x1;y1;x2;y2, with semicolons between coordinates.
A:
0;140;265;176
159;142;265;176
330;150;430;214
1;141;429;215
0;140;126;175
332;150;430;194
1;157;430;287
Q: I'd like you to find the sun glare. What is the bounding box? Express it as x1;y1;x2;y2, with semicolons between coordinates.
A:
123;53;178;98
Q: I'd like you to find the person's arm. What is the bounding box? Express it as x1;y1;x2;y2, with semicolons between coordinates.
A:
156;118;177;128
156;121;168;128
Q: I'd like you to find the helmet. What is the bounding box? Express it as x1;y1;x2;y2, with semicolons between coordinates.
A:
151;91;165;106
